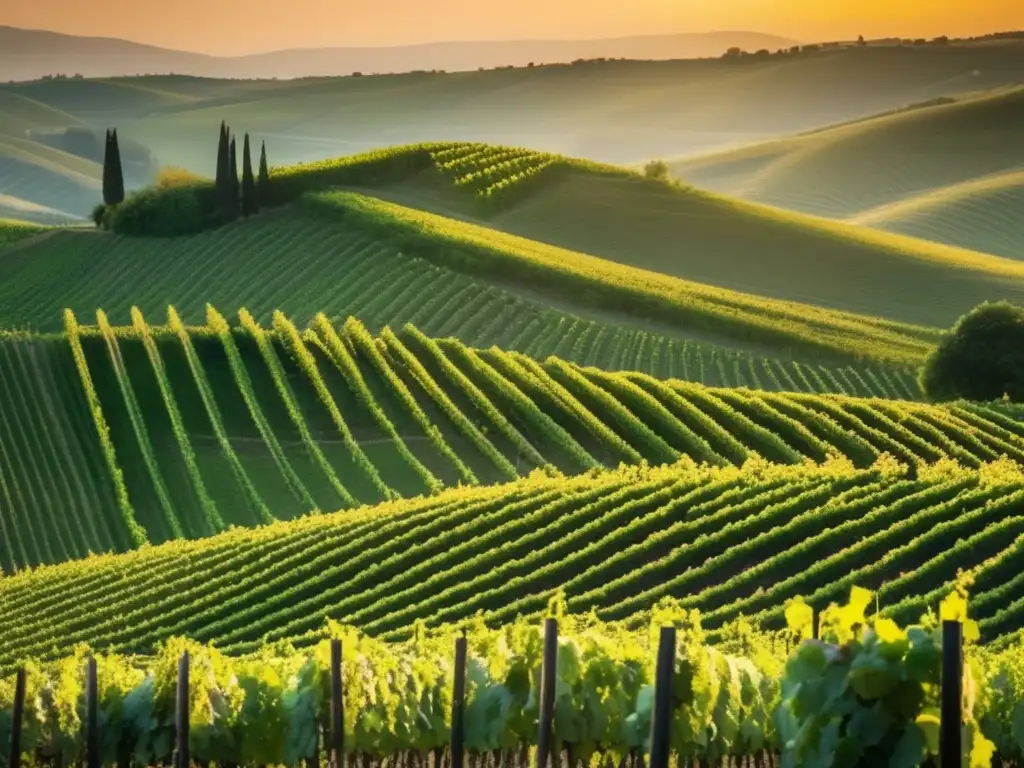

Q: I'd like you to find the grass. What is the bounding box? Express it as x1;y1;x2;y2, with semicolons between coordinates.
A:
0;219;46;249
2;455;1023;667
0;312;1017;574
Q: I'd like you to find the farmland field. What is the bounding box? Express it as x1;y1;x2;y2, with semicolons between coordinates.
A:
3;40;1024;767
3;454;1024;669
0;311;1016;574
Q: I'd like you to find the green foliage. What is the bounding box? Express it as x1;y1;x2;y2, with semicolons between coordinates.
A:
5;598;1024;767
776;587;995;768
0;219;45;250
107;183;212;237
90;203;108;229
643;160;669;181
302;189;935;365
921;301;1024;402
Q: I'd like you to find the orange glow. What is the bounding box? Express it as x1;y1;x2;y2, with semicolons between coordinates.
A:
1;0;1020;55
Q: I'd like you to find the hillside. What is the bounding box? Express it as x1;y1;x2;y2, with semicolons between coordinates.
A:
849;169;1024;260
0;38;1022;222
4;312;1020;575
2;455;1023;667
1;159;949;367
15;141;1024;359
668;87;1024;256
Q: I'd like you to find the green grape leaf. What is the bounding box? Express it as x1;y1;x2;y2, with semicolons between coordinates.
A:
914;710;940;755
889;724;926;768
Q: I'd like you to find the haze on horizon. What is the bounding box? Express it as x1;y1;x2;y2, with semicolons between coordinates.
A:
2;0;1020;56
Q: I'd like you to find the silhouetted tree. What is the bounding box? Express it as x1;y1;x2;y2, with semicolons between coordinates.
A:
103;128;125;205
241;133;257;216
257;140;269;208
228;134;240;216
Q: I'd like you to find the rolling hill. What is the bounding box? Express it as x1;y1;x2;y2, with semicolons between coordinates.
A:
31;141;1024;347
0;26;799;82
1;36;1022;222
669;86;1024;257
2;453;1024;668
1;311;959;573
849;169;1024;260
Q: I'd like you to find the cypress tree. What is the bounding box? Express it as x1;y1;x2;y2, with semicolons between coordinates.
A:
102;129;114;205
257;140;269;209
241;133;257;217
109;130;125;204
228;135;240;216
215;121;228;202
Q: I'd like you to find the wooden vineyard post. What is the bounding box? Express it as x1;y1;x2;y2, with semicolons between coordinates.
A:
536;618;558;768
811;608;819;641
7;668;25;768
330;639;344;768
451;636;468;768
177;651;190;768
649;627;676;768
86;657;100;768
940;621;963;768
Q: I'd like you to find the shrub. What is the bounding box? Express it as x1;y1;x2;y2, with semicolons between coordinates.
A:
643;160;670;181
920;301;1024;402
154;166;205;188
108;184;209;237
90;203;108;229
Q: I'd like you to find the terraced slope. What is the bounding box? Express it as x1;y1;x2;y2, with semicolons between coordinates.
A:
2;457;1023;667
0;312;1017;573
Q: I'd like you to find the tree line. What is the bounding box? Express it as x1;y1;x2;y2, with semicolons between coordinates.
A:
215;121;270;219
97;122;270;225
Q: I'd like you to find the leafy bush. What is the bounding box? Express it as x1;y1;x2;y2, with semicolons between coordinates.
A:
777;587;995;768
154;166;206;188
920;301;1024;402
643;159;670;181
108;183;214;237
90;203;108;229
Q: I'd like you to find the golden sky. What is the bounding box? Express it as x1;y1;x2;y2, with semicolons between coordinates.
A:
3;0;1020;55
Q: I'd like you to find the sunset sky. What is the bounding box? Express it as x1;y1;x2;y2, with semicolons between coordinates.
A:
2;0;1020;55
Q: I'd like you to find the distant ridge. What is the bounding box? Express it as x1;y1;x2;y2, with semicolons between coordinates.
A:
0;25;798;81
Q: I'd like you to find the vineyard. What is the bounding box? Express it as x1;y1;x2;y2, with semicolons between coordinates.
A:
5;587;1024;768
429;143;562;206
0;309;1010;572
3;456;1024;672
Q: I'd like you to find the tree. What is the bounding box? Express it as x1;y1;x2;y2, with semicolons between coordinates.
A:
215;121;229;201
257;140;269;209
103;128;125;205
241;133;257;216
643;160;670;182
228;134;240;216
919;301;1024;402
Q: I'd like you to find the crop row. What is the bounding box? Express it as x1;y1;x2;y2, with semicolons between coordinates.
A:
2;457;1023;668
0;213;920;397
0;310;1015;573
